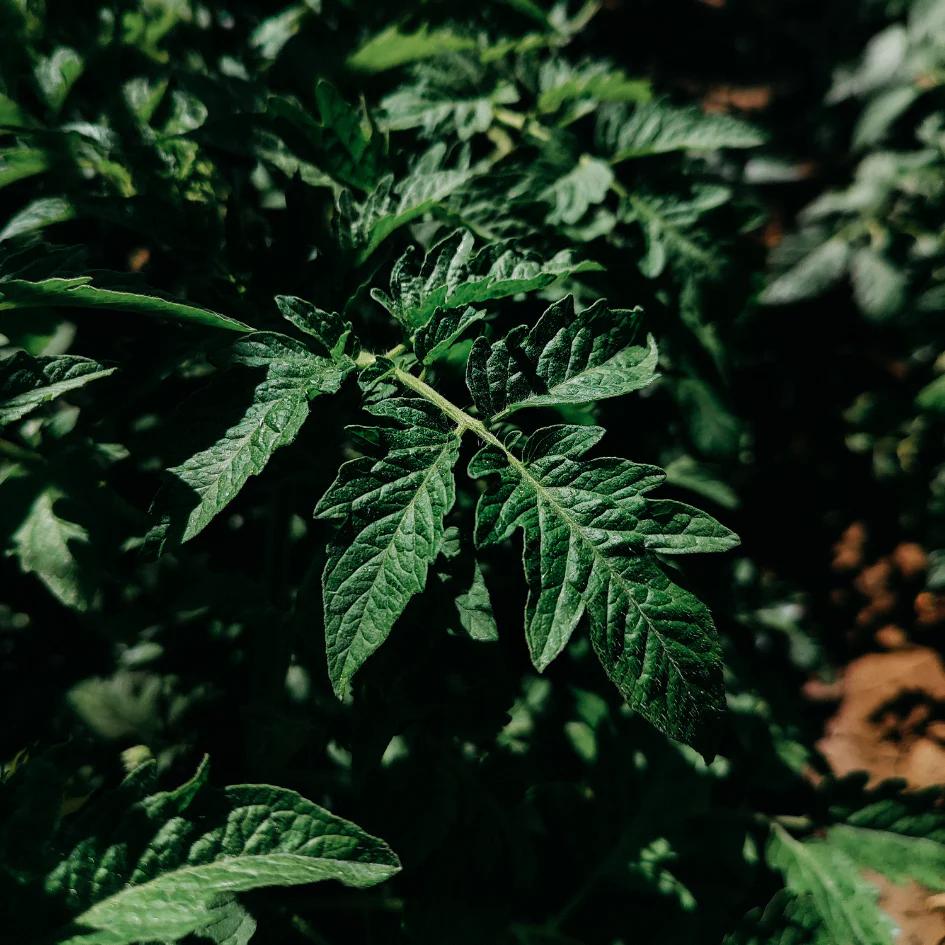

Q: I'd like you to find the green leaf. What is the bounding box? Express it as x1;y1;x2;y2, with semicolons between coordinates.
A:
336;144;474;262
766;824;896;945
620;185;730;279
455;560;499;641
761;238;851;305
541;154;613;225
315;398;461;696
275;295;359;361
10;484;95;611
372;229;601;329
825;788;945;889
0;147;50;190
347;24;475;73
537;59;651;116
414;306;485;364
469;424;734;752
598;101;765;162
268;81;385;191
850;247;906;319
466;295;657;419
194;897;256;945
48;763;400;945
0;276;250;332
34;46;84;113
153;332;352;547
917;373;945;413
0;352;115;426
0;196;75;241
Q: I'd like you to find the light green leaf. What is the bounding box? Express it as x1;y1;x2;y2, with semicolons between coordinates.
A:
766;824;896;945
10;485;95;611
598;101;765;162
850;247;905;319
347;24;475;73
542;155;613;225
466;295;657;419
34;46;84;112
455;560;499;641
48;764;400;945
0;352;115;426
760;238;851;305
153;332;352;548
469;425;732;752
0;276;250;332
315;398;461;696
195;897;256;945
918;373;945;413
537;59;651;115
826;789;945;889
372;229;601;329
0;147;50;190
0;196;75;241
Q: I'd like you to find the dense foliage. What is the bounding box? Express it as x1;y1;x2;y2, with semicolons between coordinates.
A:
3;1;945;943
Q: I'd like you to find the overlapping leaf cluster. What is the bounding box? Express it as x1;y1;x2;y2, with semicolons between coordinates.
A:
2;2;944;944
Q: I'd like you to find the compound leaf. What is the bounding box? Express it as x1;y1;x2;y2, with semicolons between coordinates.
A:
48;763;399;945
466;295;657;419
372;229;601;329
153;332;353;548
315;398;461;696
469;424;734;752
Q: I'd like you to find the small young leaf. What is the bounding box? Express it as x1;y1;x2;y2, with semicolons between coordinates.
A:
315;398;461;696
414;305;485;364
372;229;601;328
275;295;359;361
466;296;657;419
0;352;115;426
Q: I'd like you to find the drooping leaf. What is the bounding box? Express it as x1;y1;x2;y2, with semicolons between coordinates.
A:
152;332;353;548
466;295;657;419
10;483;96;611
766;825;896;945
597;101;765;162
761;237;851;305
371;229;601;329
849;247;906;319
455;560;499;641
468;424;736;752
0;352;115;426
0;276;250;332
315;398;461;696
47;762;400;945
